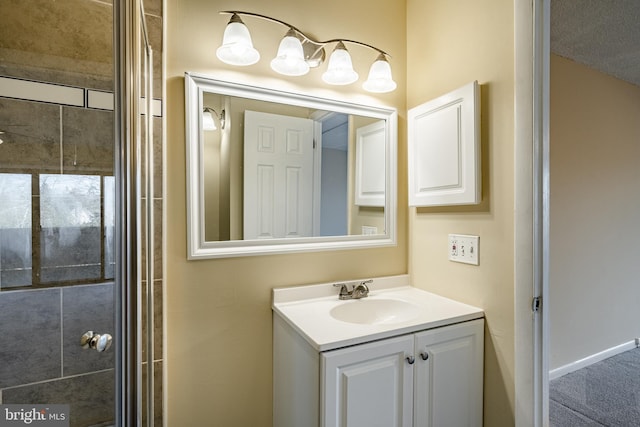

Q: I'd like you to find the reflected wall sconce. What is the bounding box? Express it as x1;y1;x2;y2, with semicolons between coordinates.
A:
203;107;225;131
215;11;397;93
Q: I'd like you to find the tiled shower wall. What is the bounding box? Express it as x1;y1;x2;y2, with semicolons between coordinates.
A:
0;0;164;425
0;284;116;426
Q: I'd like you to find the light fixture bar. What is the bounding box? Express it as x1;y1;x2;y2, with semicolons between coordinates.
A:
217;11;397;93
219;11;391;59
319;38;391;58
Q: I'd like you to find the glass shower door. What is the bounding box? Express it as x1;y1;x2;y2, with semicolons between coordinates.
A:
0;0;119;422
0;0;155;426
0;173;117;426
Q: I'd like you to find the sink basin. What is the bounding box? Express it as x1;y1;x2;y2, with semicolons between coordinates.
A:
329;298;422;325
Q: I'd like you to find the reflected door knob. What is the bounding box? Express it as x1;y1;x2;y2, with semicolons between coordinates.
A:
81;331;113;352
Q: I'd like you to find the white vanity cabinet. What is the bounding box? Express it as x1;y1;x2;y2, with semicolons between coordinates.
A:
321;319;484;427
322;334;415;427
274;314;484;427
413;319;484;427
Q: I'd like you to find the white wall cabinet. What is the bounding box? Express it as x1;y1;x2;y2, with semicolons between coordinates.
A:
274;316;484;427
355;120;386;207
408;81;481;206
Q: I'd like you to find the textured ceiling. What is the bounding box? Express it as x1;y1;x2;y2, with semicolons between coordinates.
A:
551;0;640;87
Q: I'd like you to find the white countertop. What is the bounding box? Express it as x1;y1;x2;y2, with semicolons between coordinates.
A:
272;275;484;352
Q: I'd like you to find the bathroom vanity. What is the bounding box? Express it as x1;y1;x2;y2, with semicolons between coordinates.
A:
272;275;484;427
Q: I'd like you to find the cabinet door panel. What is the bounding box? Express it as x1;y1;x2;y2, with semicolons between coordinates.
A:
322;335;414;427
414;319;484;427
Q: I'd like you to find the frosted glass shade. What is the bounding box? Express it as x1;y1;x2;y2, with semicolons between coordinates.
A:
216;16;260;66
270;30;310;76
322;42;358;85
202;111;217;131
363;55;397;93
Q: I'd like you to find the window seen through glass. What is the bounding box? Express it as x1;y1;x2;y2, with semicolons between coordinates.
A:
0;173;114;290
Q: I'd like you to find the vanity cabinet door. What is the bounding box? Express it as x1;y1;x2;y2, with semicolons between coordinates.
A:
321;334;414;427
413;319;484;427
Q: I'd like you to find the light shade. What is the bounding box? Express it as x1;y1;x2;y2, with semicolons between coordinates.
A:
202;111;217;131
216;14;260;66
363;54;397;93
322;42;358;85
270;29;310;76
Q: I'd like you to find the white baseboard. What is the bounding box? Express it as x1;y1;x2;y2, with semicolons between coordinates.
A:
549;340;639;380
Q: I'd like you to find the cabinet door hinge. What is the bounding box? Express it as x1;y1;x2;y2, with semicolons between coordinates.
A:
532;296;542;313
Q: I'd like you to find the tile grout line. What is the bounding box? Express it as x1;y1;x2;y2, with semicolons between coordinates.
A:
60;288;64;378
59;106;64;174
1;75;164;115
2;368;115;392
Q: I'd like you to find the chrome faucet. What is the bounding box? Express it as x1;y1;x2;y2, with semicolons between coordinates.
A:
333;279;372;300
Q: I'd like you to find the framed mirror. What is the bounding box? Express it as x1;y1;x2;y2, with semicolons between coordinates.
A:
184;72;397;259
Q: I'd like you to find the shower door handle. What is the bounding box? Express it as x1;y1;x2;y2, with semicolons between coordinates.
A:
81;331;113;352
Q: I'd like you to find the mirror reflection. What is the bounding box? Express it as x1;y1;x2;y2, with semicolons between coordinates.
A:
202;92;385;241
185;73;397;259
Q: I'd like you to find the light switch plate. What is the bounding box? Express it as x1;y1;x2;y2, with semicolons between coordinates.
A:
361;226;378;235
448;234;479;265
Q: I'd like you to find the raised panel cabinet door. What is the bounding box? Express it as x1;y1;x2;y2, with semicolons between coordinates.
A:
408;81;481;207
355;119;386;207
321;334;414;427
414;319;484;427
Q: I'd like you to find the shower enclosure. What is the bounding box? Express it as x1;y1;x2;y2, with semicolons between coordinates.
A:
0;0;163;425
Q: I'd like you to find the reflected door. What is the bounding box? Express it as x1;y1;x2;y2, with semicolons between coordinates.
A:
243;110;315;239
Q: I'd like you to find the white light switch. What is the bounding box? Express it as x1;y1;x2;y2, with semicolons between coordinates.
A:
448;234;479;265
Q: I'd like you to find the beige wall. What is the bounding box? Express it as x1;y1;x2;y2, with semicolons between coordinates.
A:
549;55;640;369
166;0;407;425
168;0;521;424
406;0;516;425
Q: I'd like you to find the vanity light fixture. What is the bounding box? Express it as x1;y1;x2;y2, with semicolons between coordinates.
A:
203;107;225;131
216;11;397;93
215;13;260;66
322;41;359;85
363;54;397;93
270;28;310;76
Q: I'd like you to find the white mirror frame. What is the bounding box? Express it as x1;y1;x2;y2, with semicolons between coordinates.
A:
184;72;398;259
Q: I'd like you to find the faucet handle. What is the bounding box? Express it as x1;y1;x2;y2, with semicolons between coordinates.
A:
333;283;348;292
352;281;371;298
359;279;373;289
333;283;351;298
